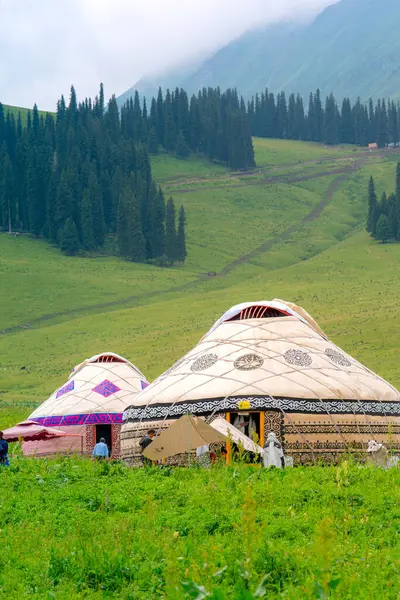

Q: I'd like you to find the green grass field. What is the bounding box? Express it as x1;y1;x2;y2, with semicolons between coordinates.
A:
1;458;398;599
1;138;399;599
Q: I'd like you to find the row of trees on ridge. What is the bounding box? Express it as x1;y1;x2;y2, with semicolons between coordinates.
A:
121;87;255;170
249;89;400;147
121;87;400;156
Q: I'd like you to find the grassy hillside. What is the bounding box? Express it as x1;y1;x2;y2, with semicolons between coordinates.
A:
1;137;400;599
1;138;399;428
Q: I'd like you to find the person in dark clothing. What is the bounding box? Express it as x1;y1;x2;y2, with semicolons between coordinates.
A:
139;429;156;466
0;432;9;466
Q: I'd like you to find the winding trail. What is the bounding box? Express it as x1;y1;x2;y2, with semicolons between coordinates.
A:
1;158;366;336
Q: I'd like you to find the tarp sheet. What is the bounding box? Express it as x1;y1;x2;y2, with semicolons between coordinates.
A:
209;417;264;455
143;414;226;460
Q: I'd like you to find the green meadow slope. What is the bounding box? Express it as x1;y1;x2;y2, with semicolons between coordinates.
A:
1;138;400;427
1;137;400;600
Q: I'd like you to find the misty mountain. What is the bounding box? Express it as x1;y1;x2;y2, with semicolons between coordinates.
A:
118;58;206;107
120;0;400;104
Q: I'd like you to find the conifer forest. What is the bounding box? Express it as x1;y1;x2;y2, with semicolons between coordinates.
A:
0;85;187;263
1;84;400;259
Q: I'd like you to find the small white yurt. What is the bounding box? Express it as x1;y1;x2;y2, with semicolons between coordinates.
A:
121;300;400;464
26;352;149;457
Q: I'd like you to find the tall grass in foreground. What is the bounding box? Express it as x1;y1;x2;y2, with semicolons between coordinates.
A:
0;457;398;598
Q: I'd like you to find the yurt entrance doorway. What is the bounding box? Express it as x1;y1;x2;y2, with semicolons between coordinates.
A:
96;424;112;453
228;412;263;445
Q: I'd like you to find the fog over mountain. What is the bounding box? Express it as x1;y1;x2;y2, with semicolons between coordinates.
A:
124;0;400;104
0;0;337;110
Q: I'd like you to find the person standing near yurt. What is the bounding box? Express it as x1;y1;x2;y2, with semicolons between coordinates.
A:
0;432;9;466
92;437;109;460
139;429;156;466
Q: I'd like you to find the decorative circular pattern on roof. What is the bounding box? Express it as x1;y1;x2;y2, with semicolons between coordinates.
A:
234;353;264;371
325;348;352;367
284;349;312;367
191;353;218;372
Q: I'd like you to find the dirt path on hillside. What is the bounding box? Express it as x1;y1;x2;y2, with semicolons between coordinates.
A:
162;146;397;189
218;167;358;276
1;158;366;335
168;159;370;194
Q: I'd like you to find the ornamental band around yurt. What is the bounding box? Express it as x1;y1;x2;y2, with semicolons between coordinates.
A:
26;352;149;457
121;300;400;464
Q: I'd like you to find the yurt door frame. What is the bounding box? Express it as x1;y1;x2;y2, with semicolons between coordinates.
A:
225;412;265;462
226;411;264;445
95;424;113;454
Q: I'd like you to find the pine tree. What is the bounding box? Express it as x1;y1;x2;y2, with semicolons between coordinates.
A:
324;94;338;145
156;87;165;146
99;83;105;117
60;218;80;255
377;99;388;148
88;165;105;247
165;197;177;264
367;176;378;236
0;149;15;232
375;214;391;243
80;188;95;250
176;129;190;158
164;90;177;152
314;89;323;142
189;95;201;150
150;187;166;259
117;185;146;262
369;98;376;143
148;126;158;154
340;98;354;144
395;162;400;240
128;191;144;262
388;193;398;239
176;204;187;263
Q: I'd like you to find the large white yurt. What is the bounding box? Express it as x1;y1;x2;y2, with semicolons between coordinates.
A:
26;352;149;457
121;300;400;464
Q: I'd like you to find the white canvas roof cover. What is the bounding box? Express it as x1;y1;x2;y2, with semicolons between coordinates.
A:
210;417;264;455
123;301;400;424
143;414;226;461
30;352;149;427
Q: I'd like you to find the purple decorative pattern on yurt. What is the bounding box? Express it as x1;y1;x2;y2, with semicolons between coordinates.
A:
56;380;75;398
32;413;123;426
92;380;121;397
141;380;149;390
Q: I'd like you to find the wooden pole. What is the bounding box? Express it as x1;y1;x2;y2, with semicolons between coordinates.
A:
187;413;191;468
259;411;265;447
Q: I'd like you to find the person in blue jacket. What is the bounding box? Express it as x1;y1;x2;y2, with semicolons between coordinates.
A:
0;432;9;466
92;437;109;460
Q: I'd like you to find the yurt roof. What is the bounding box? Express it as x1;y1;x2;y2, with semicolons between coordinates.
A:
30;352;149;426
123;302;400;424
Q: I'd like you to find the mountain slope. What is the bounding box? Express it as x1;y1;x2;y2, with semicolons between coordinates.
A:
120;0;400;103
184;0;400;101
